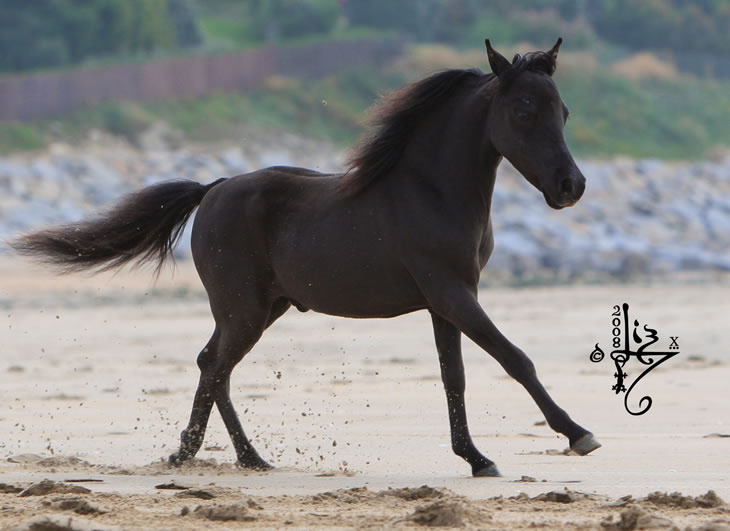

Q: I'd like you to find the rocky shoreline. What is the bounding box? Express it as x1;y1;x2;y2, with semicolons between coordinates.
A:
2;130;729;283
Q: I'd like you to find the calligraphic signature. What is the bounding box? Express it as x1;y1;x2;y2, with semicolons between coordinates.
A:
590;303;679;415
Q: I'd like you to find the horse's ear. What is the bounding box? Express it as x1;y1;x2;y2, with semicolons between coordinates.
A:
512;53;522;64
548;37;563;62
485;39;511;77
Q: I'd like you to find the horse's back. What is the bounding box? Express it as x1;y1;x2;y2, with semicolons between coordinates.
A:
191;165;339;262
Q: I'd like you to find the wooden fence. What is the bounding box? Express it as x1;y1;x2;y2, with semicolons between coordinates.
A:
0;38;402;122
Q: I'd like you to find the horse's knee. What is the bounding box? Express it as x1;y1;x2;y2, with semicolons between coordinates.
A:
195;331;221;370
196;347;215;370
502;348;536;381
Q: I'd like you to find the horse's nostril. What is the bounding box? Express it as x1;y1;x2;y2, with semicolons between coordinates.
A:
559;177;574;196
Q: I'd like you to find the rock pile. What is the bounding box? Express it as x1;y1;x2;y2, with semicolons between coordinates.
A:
491;156;730;280
1;131;729;282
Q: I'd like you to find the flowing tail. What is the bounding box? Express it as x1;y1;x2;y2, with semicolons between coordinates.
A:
11;178;226;276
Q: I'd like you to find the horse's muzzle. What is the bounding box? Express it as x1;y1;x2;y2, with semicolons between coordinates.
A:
549;171;585;209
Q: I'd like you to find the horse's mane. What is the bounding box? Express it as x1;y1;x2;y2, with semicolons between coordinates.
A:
501;50;557;87
339;68;487;197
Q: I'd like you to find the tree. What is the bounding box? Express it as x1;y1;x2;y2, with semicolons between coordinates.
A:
0;0;202;73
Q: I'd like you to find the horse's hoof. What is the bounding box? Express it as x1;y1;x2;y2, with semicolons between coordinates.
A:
168;452;186;467
472;463;501;477
571;433;601;456
238;456;274;471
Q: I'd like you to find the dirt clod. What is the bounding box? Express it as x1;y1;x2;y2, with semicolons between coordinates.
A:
602;505;676;530
0;482;24;494
18;480;91;497
533;490;583;503
191;503;255;522
154;481;190;490
174;489;216;500
645;490;724;509
382;485;446;501
48;497;108;515
408;501;466;527
247;499;264;510
36;457;90;468
14;513;120;531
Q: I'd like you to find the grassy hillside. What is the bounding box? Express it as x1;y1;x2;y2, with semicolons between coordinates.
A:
2;45;729;159
559;66;730;159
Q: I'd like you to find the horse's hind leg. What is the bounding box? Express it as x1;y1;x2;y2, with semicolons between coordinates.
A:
168;332;221;466
213;299;291;468
169;298;290;469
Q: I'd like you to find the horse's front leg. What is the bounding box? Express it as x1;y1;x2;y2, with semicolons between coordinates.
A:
427;281;601;457
431;312;500;477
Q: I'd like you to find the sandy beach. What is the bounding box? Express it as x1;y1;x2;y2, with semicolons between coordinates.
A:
1;258;729;529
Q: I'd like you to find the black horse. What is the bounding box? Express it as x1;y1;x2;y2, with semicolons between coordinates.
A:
13;39;600;477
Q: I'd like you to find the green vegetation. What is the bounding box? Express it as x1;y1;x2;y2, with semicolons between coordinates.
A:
154;68;400;144
0;123;45;153
4;52;730;160
0;67;399;154
2;1;730;158
6;1;730;73
0;0;201;73
558;69;730;159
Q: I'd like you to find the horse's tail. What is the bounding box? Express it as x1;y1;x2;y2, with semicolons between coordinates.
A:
11;178;227;276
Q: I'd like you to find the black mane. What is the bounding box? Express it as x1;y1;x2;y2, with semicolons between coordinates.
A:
339;68;487;196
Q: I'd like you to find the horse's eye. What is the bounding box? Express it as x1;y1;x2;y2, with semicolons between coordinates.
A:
520;97;531;105
517;112;530;121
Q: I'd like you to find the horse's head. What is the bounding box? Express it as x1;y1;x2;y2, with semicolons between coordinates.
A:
485;38;585;209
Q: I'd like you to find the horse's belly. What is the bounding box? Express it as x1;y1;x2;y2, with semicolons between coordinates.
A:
272;241;426;319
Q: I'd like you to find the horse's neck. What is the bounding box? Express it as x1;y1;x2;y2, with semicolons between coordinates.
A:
397;87;500;224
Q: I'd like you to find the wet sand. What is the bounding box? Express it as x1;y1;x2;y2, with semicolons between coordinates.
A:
1;259;729;529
